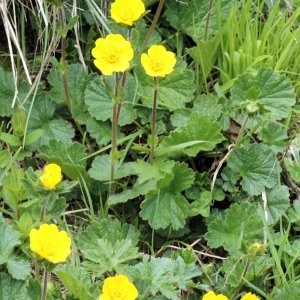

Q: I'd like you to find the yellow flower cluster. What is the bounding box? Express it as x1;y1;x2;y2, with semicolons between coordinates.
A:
40;163;62;189
91;0;176;78
202;291;260;300
99;274;138;300
29;224;71;264
110;0;145;26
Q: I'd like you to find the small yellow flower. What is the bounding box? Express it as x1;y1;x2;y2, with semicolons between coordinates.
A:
202;291;229;300
29;224;71;263
40;163;62;189
92;34;134;76
99;274;138;300
110;0;145;26
141;45;176;77
240;292;260;300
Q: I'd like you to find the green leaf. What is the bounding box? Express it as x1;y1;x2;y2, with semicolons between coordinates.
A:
6;257;31;280
107;159;175;205
205;203;264;255
138;60;195;111
55;265;94;300
84;76;112;122
27;94;75;148
263;185;290;226
187;39;219;79
3;166;28;212
226;143;280;196
272;282;300;300
0;67;15;117
39;140;87;181
222;255;272;288
231;68;295;122
23;129;44;146
88;154;134;182
77;218;141;275
86;117;111;146
165;0;232;43
126;256;201;300
159;112;224;157
189;190;213;217
0;216;21;264
164;162;195;192
193;94;222;119
140;191;189;230
284;157;300;183
258;122;288;153
0;132;20;147
49;64;90;124
0;272;27;299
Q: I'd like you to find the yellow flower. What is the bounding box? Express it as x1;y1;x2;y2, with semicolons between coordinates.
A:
110;0;145;26
240;292;260;300
202;291;229;300
141;45;176;77
40;163;62;189
92;34;134;76
99;274;138;300
29;224;71;263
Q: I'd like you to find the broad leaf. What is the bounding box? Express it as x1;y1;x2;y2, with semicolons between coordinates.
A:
0;67;15;117
48;63;90;124
205;203;264;255
6;257;31;280
263;185;290;226
86;117;111;146
138;60;195;111
107;159;175;205
126;256;201;300
3;166;28;212
27;94;75;148
85;74;137;126
159;112;224;157
140;191;189;230
187;39;219;79
39;140;87;181
226;143;280;196
272;282;300;300
0;216;21;264
0;272;27;300
55;265;94;300
77;219;141;275
88;154;134;182
85;76;112;121
231;68;295;124
165;0;232;43
259;122;288;153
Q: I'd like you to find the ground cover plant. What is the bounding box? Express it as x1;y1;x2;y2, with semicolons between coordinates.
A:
0;0;300;299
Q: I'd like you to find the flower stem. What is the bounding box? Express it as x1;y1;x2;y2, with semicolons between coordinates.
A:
150;77;158;163
41;267;49;300
109;73;120;195
142;0;165;49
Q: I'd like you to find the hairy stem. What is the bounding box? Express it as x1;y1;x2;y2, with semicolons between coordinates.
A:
150;77;158;163
109;73;120;195
41;267;49;300
142;0;165;49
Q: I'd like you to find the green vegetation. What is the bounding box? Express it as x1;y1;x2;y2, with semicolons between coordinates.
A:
0;0;300;299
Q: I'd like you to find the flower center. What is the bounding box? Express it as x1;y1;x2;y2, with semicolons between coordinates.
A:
107;53;119;63
152;61;163;71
